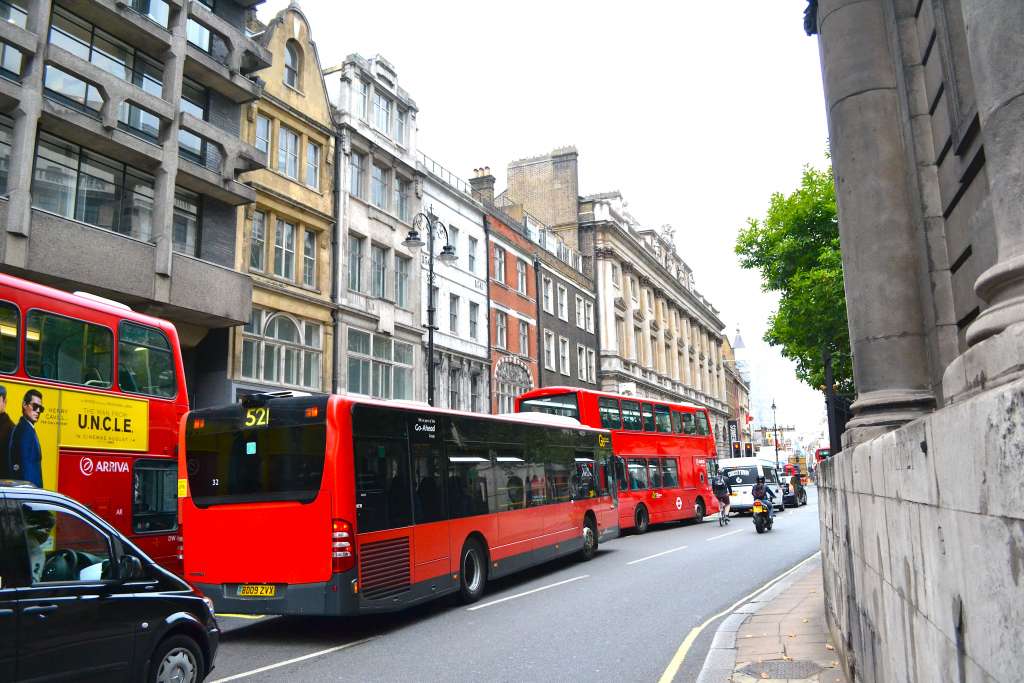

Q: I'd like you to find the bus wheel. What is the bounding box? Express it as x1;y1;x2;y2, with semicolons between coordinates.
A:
693;498;706;523
458;538;487;604
635;505;650;534
580;517;598;561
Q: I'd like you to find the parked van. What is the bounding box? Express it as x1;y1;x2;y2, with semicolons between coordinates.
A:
716;457;784;513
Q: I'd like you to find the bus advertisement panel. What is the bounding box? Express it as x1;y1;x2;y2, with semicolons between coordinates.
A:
180;394;619;616
516;387;718;532
0;273;188;572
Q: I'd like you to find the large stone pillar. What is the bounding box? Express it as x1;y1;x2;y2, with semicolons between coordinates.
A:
623;271;638;362
817;0;934;436
956;0;1024;361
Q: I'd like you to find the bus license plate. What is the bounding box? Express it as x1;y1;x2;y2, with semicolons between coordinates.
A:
237;584;276;597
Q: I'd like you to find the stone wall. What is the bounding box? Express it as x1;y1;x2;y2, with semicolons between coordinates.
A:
817;377;1024;682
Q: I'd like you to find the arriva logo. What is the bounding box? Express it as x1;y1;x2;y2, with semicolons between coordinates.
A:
79;457;129;476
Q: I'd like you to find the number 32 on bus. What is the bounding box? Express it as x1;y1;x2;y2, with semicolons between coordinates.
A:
180;395;620;615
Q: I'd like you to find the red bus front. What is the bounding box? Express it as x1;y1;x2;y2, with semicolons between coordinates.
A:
181;394;619;616
517;387;719;532
0;273;189;573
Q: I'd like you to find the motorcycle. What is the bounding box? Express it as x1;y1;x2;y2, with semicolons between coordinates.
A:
752;498;773;534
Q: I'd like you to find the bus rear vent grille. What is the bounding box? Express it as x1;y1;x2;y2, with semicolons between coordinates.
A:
359;537;410;601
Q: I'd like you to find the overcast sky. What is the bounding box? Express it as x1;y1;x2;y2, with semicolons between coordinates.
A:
259;0;832;443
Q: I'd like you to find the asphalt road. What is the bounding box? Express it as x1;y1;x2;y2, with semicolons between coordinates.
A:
209;488;821;682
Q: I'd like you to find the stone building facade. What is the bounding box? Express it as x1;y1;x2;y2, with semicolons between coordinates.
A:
0;0;269;407
722;337;751;456
808;1;1024;680
323;54;422;401
497;148;730;452
230;4;333;401
417;154;490;411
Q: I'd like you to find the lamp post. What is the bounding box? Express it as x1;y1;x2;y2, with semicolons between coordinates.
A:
771;399;780;474
403;207;457;407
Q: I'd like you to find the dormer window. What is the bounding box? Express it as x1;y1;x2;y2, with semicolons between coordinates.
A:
284;41;300;89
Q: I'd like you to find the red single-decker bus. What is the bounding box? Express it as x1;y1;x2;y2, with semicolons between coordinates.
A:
0;272;188;572
516;387;718;532
180;394;618;615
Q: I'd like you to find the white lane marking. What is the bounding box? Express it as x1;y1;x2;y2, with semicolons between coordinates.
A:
208;637;375;682
706;529;744;541
466;575;589;611
626;545;689;566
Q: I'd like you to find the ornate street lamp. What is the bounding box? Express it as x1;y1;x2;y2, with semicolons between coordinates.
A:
403;207;456;406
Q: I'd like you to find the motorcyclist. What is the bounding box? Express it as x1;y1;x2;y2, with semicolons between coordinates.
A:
751;475;776;518
711;472;732;517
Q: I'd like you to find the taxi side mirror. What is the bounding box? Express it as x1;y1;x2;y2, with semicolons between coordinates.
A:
118;555;144;581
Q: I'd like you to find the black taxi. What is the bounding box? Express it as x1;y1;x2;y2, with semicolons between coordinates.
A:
0;481;218;682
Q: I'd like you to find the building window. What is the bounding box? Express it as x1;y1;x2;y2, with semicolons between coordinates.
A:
449;294;459;333
558;337;570;375
447;226;459;264
495;311;507;349
631;278;638;301
544;330;555;370
347;151;365;199
468;237;477;274
273;219;296;281
449;368;461;409
469;301;479;340
577;345;587;380
302;230;316;288
587;348;596;383
585;301;594;333
249;210;266;271
393;175;410;221
495;361;531;414
371;163;388;209
278;126;299;180
284;41;300;89
494;246;506;284
519;320;529;355
396;109;407;146
516;259;528;294
254;114;270;155
633;326;642;361
470;373;482;412
542;277;553;313
347;328;413;399
373;93;391;134
575;295;585;328
371;244;387;298
172;190;198;256
356;80;369;119
178;78;208;163
306;140;320;190
395;255;411;308
241;308;322;390
347;234;364;292
557;285;568;321
0;41;21;81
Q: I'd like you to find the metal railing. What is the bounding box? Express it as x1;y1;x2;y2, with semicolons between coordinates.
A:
418;152;472;197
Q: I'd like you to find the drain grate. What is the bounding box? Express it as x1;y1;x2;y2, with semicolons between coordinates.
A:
740;660;824;678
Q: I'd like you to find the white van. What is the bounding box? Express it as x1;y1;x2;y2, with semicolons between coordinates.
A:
716;457;784;513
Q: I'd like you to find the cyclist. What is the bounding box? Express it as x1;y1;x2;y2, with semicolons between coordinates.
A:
711;471;732;521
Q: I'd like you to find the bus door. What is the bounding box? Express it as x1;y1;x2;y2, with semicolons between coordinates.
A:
407;414;448;578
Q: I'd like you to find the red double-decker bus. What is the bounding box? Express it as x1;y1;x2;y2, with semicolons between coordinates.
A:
517;387;718;532
179;394;618;614
0;272;188;571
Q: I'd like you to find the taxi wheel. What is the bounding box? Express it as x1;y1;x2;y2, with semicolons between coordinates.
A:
150;634;204;683
635;505;650;534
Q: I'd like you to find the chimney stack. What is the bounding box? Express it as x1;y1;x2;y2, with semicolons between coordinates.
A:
469;167;495;205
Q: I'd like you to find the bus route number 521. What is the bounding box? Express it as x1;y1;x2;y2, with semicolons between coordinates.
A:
245;407;270;427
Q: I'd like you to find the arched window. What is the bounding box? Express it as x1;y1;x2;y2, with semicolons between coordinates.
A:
495;361;532;414
284;42;300;89
240;308;322;389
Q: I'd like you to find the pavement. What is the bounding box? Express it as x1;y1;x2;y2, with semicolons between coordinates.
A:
696;553;848;683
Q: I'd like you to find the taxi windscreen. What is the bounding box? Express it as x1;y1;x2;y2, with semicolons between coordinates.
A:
185;397;327;507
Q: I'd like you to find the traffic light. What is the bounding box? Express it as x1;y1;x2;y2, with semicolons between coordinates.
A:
732;441;741;457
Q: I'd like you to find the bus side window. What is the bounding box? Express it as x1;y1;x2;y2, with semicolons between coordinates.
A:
627;458;648;490
647;458;663;488
641;404;655;431
574;452;596;499
446;445;494;518
598;397;622;429
682;412;697;435
0;300;19;374
411;441;446;524
25;310;113;388
671;410;684;434
661;459;679;488
654;405;672;433
621;400;642;431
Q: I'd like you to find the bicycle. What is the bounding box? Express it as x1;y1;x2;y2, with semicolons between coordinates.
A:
717;498;730;526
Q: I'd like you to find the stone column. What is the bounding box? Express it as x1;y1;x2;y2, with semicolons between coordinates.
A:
817;0;934;435
680;316;692;386
669;308;680;381
655;295;667;375
957;1;1024;356
623;271;638;362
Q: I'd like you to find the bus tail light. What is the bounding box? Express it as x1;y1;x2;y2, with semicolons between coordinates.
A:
332;519;354;573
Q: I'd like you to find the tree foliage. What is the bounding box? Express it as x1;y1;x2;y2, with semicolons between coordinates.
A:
735;164;853;396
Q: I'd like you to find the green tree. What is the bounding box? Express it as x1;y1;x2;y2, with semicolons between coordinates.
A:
735;164;853;396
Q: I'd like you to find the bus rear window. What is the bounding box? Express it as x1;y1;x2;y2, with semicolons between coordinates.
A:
186;420;326;507
723;468;757;486
519;393;579;419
